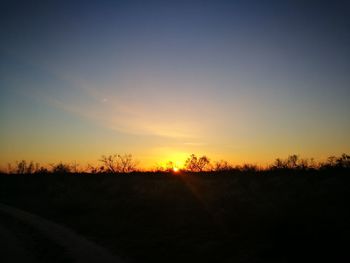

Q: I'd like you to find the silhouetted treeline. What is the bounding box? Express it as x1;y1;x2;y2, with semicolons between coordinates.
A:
1;153;349;175
1;165;350;263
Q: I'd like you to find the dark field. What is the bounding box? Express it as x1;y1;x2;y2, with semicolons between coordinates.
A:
1;170;349;263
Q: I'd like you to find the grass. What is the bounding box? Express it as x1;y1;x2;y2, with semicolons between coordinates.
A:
0;170;349;262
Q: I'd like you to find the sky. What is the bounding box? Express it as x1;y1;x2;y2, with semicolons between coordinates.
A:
1;0;350;169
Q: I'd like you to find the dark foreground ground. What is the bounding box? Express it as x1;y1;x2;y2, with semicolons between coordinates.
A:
0;170;349;263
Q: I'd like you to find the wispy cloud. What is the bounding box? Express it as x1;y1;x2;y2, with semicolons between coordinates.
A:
44;76;197;138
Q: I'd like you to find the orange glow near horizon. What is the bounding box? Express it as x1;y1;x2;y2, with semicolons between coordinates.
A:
1;1;350;173
1;148;349;172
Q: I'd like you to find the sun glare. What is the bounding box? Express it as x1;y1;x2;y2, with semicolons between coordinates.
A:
173;167;179;172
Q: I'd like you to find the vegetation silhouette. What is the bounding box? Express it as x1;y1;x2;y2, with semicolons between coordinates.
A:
50;162;72;174
184;154;211;172
99;154;138;173
1;155;349;263
3;153;349;175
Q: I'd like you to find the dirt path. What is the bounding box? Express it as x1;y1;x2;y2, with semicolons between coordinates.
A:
0;203;123;263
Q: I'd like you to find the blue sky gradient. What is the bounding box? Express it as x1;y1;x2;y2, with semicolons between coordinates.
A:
1;0;349;168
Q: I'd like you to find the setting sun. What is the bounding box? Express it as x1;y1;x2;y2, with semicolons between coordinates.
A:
0;1;349;263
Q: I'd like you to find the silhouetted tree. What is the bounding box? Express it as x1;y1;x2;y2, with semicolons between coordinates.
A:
35;166;49;174
336;153;350;168
51;162;71;174
87;164;105;173
286;154;299;169
273;158;287;169
100;154;137;173
118;154;138;173
214;160;233;171
14;160;38;174
272;154;305;169
238;164;259;172
320;155;339;169
327;156;337;167
185;154;210;172
152;163;165;172
298;158;310;170
16;160;27;174
100;155;117;173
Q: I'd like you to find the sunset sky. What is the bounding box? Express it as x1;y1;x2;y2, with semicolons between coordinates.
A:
1;0;349;169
